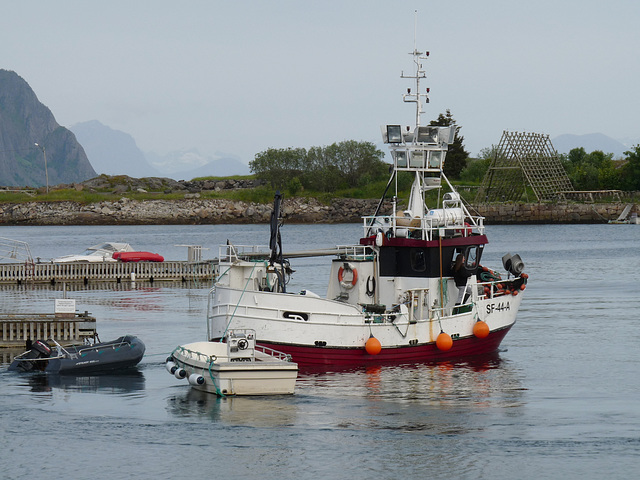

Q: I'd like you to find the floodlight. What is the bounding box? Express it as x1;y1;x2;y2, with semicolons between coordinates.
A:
386;125;403;144
393;150;407;168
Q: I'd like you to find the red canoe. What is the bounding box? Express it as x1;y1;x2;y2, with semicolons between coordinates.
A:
113;251;164;262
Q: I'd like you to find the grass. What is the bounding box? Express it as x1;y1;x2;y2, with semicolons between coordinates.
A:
2;174;629;206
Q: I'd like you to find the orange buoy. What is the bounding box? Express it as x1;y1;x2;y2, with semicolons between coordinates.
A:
512;290;518;296
473;320;490;339
520;284;526;290
365;336;382;355
436;332;453;351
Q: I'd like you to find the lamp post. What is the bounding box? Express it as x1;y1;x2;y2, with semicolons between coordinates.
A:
34;143;49;193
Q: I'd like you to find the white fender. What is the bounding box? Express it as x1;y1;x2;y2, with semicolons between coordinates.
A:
188;373;205;386
165;361;176;374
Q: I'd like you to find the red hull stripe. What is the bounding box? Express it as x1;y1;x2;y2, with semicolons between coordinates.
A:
258;326;511;366
360;234;488;248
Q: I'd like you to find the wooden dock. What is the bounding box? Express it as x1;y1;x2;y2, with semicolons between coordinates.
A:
0;260;217;285
0;311;97;348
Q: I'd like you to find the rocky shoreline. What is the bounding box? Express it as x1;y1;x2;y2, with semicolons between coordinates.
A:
1;174;633;225
0;196;635;226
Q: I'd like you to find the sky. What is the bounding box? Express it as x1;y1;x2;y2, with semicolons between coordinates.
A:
3;0;639;167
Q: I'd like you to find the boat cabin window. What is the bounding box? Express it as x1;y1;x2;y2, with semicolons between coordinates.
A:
410;248;427;272
452;245;483;276
465;246;479;268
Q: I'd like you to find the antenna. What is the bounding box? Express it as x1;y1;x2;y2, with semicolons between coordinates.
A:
402;11;430;130
413;10;418;53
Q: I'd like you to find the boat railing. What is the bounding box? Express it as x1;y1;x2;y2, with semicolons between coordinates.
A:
0;237;33;263
335;244;374;260
50;338;73;358
174;345;217;364
255;344;294;362
12;351;65;362
218;244;270;262
477;276;525;300
172;343;293;364
73;337;133;357
363;213;485;241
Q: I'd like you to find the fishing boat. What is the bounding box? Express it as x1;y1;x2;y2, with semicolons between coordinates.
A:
166;329;298;396
8;335;145;374
206;44;528;366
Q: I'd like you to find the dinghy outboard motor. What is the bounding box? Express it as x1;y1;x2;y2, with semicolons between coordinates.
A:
8;340;52;373
502;253;525;277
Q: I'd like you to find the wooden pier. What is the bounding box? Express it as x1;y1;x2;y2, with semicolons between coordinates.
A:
0;311;97;348
0;260;217;285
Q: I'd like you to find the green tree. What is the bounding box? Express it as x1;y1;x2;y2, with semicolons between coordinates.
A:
460;146;495;184
251;141;387;193
621;144;640;190
249;147;306;189
429;109;469;179
562;148;620;190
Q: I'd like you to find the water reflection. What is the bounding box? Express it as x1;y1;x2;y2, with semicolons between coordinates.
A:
298;352;525;409
167;388;300;427
165;351;525;435
0;280;209;293
18;369;146;394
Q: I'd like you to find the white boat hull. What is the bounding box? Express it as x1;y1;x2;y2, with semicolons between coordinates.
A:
169;340;298;396
208;283;523;365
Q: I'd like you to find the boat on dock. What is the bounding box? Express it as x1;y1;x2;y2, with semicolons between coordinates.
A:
166;329;298;396
8;335;145;374
204;43;528;366
113;251;164;262
52;242;134;263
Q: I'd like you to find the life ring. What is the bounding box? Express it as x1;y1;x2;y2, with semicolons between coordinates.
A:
338;263;358;289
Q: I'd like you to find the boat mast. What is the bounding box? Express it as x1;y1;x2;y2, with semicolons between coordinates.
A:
399;18;433;213
401;11;430;133
378;17;461;239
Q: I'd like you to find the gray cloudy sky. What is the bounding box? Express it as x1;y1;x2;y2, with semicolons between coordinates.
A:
3;0;639;165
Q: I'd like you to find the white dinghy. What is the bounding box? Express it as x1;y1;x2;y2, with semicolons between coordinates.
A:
166;329;298;396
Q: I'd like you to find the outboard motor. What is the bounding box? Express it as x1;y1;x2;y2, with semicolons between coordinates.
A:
8;340;52;373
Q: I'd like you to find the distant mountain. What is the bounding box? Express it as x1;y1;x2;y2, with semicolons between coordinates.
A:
71;121;250;181
0;69;96;187
145;150;251;180
178;157;251;179
551;133;630;157
71;120;161;178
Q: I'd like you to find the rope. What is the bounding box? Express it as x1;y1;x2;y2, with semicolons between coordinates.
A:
208;359;225;397
437;236;445;332
479;270;502;282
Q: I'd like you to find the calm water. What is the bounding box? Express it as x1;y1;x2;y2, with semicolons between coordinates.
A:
1;223;639;479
